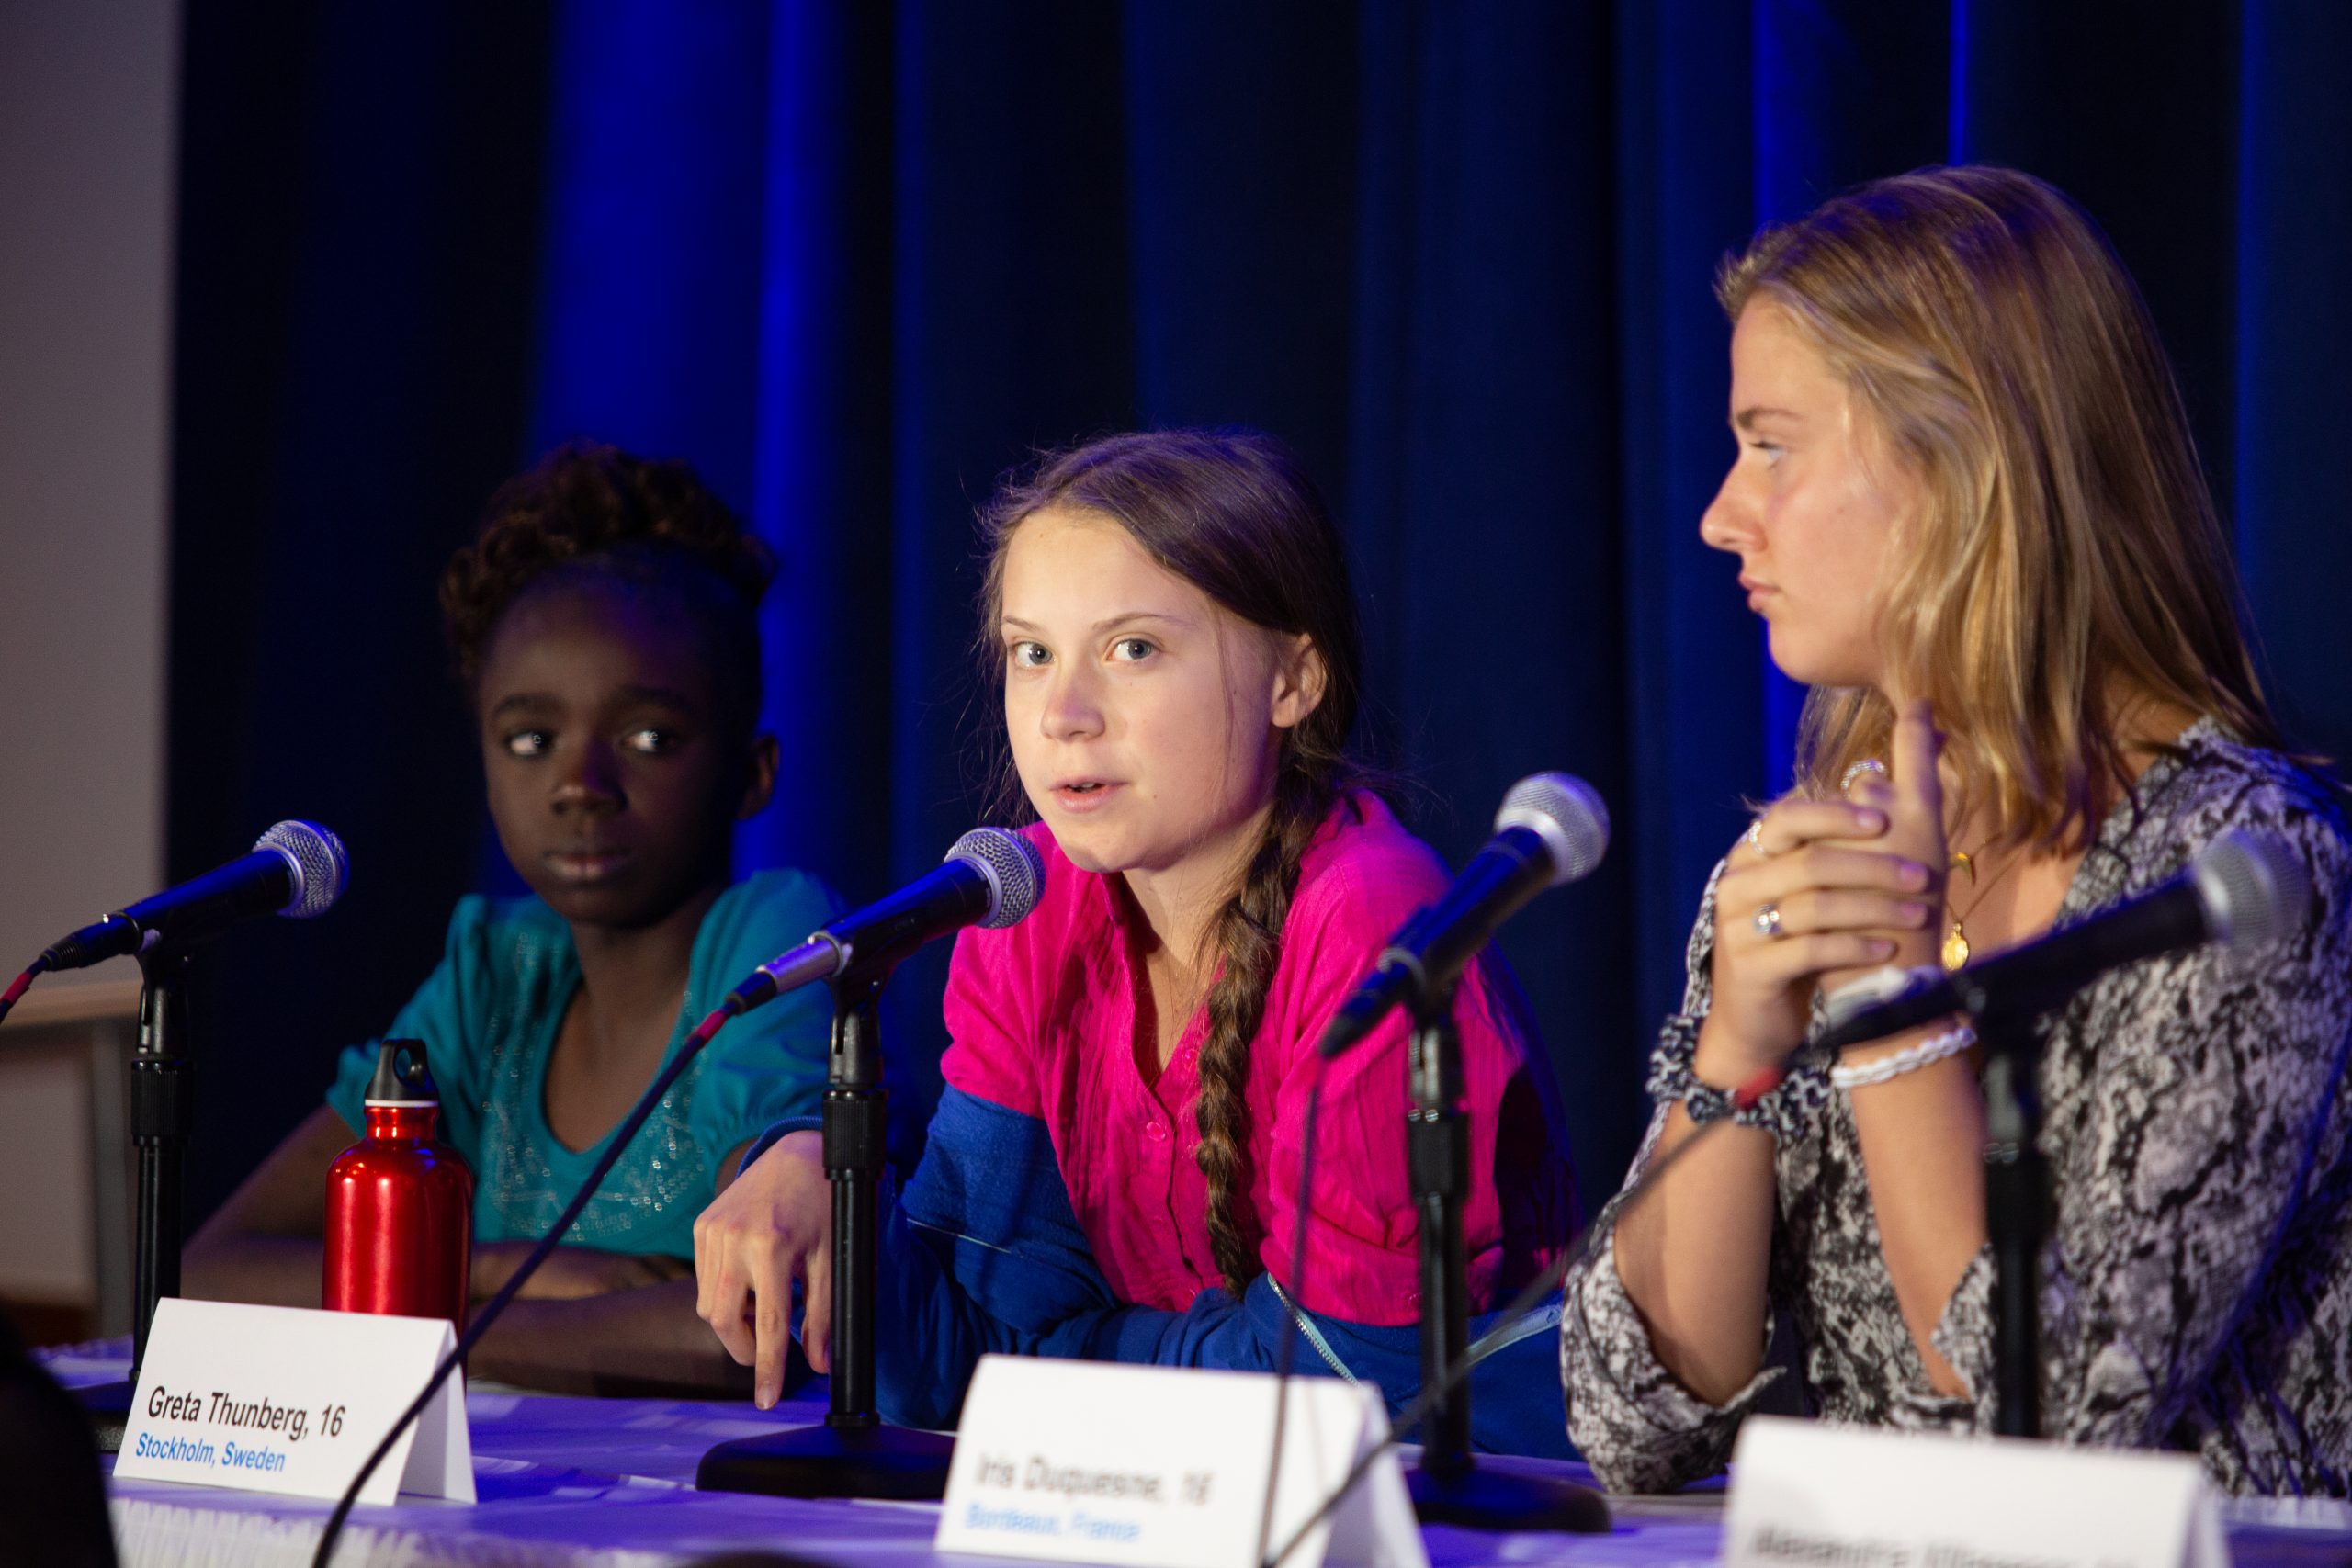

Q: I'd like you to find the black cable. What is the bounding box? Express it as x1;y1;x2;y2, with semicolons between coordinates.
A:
309;996;745;1567
1259;1061;1786;1568
1252;1066;1327;1568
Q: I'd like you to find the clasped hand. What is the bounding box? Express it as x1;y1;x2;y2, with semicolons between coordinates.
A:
1697;700;1950;1086
693;1128;831;1408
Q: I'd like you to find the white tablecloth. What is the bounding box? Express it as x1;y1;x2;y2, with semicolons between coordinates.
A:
44;1340;2352;1568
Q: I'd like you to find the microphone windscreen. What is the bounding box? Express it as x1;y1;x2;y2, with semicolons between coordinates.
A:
2193;829;2308;954
1496;773;1610;888
949;828;1047;930
257;820;349;919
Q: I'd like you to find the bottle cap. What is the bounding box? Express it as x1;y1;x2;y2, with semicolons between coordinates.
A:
364;1038;440;1105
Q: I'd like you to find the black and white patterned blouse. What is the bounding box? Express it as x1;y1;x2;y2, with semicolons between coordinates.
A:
1560;721;2352;1495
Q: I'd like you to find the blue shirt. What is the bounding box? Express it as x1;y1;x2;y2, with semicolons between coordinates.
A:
327;869;842;1258
742;1086;1576;1458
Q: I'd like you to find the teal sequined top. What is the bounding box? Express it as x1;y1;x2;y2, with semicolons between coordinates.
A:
326;869;842;1259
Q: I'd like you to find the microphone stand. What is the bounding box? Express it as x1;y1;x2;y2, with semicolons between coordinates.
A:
1952;974;2045;1438
131;946;195;1378
1400;979;1607;1531
77;946;197;1450
696;964;955;1500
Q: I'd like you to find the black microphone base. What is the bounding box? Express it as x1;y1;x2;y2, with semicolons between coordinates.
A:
74;1378;130;1454
696;1419;954;1501
1408;1457;1611;1533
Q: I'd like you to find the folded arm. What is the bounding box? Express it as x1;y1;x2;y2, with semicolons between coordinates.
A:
191;1105;755;1395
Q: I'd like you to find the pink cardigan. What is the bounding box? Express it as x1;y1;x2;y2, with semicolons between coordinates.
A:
941;793;1573;1326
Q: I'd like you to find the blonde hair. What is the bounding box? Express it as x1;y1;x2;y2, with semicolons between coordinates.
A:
1719;164;2283;850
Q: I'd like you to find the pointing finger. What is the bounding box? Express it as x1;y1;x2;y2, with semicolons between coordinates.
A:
703;1260;756;1368
753;1275;792;1407
1892;699;1945;822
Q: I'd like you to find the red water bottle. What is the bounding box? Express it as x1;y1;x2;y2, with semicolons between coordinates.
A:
323;1038;473;1329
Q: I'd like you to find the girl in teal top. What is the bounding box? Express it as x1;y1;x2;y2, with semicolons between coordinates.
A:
322;868;837;1260
187;443;840;1395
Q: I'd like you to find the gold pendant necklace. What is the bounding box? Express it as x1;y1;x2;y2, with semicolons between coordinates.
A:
1942;843;2024;971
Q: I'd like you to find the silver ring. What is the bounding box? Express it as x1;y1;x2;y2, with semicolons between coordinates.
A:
1744;818;1768;856
1752;901;1783;940
1839;758;1889;794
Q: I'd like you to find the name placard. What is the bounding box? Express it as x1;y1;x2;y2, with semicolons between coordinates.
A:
115;1298;474;1506
937;1356;1426;1568
1726;1416;2222;1568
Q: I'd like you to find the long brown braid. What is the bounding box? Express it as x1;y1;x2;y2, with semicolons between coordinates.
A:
1187;768;1333;1292
977;429;1367;1297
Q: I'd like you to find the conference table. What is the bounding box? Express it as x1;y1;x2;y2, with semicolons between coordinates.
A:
47;1341;2352;1568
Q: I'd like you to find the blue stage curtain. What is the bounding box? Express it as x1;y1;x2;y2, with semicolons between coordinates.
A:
169;0;2352;1220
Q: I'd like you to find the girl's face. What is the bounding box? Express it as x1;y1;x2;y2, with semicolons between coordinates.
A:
476;578;774;931
1700;299;1917;693
998;507;1322;884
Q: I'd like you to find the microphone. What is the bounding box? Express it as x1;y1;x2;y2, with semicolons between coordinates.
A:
726;827;1047;1011
1318;773;1610;1058
40;820;350;972
1817;828;2309;1053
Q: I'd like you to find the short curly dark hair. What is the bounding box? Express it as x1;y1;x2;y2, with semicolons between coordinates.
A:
440;441;775;736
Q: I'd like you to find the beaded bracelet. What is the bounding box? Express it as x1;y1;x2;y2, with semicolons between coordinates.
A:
1645;1011;1830;1144
1828;1022;1977;1090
